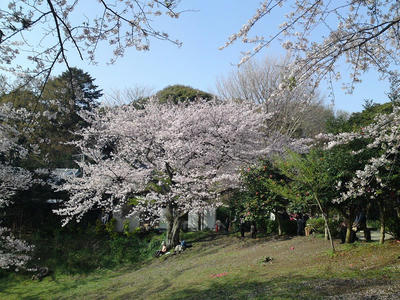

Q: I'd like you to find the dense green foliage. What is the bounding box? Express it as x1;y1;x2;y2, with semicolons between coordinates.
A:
238;99;400;244
0;220;165;278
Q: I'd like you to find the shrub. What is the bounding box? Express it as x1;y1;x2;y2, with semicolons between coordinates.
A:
23;221;166;275
263;219;278;235
306;217;325;233
386;216;400;240
306;217;340;237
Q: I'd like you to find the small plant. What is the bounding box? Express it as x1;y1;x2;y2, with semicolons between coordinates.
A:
95;219;106;235
260;256;273;264
105;218;117;238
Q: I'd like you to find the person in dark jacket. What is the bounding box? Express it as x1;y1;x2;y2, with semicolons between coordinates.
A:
250;222;257;238
296;213;305;236
353;210;371;241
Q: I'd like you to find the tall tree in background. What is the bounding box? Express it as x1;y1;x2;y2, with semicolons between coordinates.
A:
216;57;332;138
55;68;102;111
104;86;154;107
156;85;214;104
0;68;102;168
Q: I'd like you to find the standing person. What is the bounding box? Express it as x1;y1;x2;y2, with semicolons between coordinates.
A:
296;213;305;236
354;209;371;242
340;221;347;244
225;217;230;232
239;216;246;237
215;219;225;233
250;222;257;239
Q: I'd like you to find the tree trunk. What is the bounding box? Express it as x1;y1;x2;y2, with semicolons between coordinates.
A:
165;204;184;249
276;213;283;236
166;216;182;249
339;206;355;244
198;212;202;231
344;211;355;244
346;226;352;244
378;200;385;245
324;224;328;240
314;195;335;252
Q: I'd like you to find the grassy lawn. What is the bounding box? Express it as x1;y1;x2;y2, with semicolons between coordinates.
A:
1;233;399;299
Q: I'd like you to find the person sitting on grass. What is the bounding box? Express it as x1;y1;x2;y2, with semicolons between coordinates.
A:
174;240;193;254
180;240;192;250
155;241;168;257
174;244;183;254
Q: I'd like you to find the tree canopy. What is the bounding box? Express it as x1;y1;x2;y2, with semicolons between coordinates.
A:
156;84;214;104
55;99;311;247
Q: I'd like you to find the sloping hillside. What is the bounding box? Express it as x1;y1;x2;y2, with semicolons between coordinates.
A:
1;234;399;299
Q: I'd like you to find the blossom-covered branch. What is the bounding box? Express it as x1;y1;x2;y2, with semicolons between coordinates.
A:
0;104;34;270
1;0;183;89
224;1;400;91
317;106;400;203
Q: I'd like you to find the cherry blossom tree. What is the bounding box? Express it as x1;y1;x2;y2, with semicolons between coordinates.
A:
0;103;34;270
223;1;400;92
0;0;184;94
55;99;311;248
317;105;400;243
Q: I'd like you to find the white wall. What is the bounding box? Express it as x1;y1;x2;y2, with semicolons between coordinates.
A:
188;209;216;231
114;208;216;232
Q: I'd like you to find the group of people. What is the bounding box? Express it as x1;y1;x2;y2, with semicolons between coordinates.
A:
294;209;371;243
154;208;372;259
340;210;371;243
155;240;192;257
238;216;257;238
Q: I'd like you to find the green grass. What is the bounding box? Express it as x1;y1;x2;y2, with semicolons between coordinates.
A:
1;233;400;299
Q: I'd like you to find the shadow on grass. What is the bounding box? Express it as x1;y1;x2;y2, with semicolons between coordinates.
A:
186;231;295;246
0;269;123;300
157;274;398;300
183;232;220;243
159;275;320;300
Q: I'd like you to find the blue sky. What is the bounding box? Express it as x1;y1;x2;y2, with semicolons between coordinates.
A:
3;1;393;113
